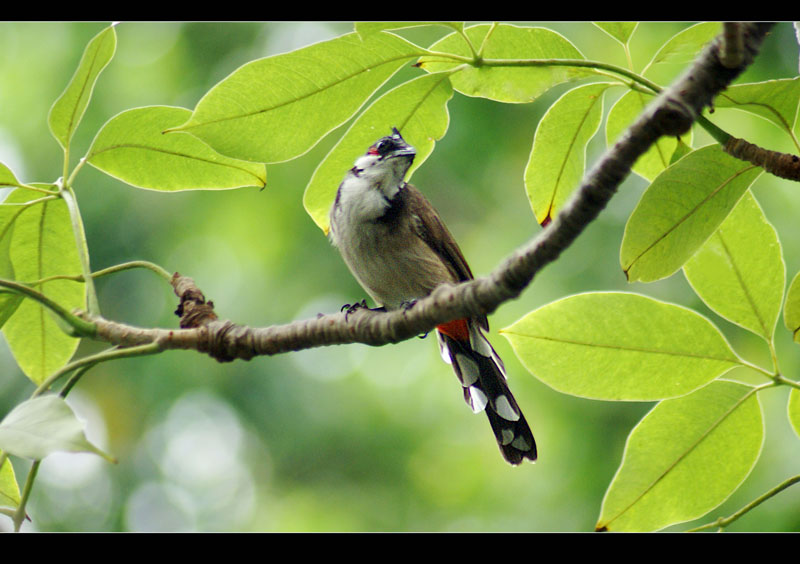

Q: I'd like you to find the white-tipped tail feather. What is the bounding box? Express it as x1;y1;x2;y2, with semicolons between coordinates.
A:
437;325;537;465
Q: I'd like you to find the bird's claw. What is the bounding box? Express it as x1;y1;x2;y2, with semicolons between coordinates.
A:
341;299;368;320
399;300;427;338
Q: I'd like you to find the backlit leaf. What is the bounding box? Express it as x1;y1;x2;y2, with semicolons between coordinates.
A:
421;23;590;103
621;145;761;283
87;106;266;191
173;32;423;163
684;191;784;341
526;82;611;225
48;24;117;150
1;189;84;385
597;380;763;531
502;292;740;401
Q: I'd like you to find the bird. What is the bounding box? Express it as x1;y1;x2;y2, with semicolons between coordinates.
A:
328;128;537;465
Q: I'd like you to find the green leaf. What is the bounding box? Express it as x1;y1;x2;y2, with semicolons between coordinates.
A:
526;82;611;224
670;138;693;165
684;191;784;341
86;106;266;191
789;389;800;439
355;22;463;40
606;90;691;181
0;194;23;327
785;271;800;343
0;162;24;189
172;32;423;163
593;22;638;46
421;23;590;103
48;24;117;151
0;293;23;329
621;145;762;283
0;204;23;328
1;189;84;385
304;72;453;232
715;77;800;141
0;396;113;462
501;292;740;401
597;380;763;532
0;453;20;510
644;22;721;75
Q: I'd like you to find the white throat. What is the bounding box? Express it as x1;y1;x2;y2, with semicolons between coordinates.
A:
331;154;407;226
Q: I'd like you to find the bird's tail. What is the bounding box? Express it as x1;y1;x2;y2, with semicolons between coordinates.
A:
436;319;537;465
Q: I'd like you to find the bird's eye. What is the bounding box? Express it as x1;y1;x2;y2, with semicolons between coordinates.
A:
368;138;395;156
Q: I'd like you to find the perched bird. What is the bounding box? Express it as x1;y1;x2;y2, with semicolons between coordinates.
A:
329;128;536;465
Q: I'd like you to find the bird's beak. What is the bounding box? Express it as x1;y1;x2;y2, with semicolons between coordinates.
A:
388;144;416;160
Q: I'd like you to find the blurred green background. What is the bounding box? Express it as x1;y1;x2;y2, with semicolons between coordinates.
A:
0;22;799;532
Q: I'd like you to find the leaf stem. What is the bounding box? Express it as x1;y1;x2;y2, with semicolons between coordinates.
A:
0;195;59;207
0;278;96;337
59;360;103;398
12;460;39;532
62;145;70;190
475;22;498;60
687;474;800;532
734;356;777;380
5;184;59;196
65;157;87;189
415;51;747;160
696;114;732;145
33;341;162;396
455;25;480;61
31;259;174;285
773;374;800;391
58;182;99;315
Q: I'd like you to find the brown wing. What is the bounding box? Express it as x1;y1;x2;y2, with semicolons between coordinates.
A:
403;184;489;329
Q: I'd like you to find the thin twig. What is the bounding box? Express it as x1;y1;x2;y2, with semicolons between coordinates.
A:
688;474;800;531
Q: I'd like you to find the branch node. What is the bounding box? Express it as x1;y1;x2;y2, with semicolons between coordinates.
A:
199;320;250;363
651;98;696;137
172;272;218;328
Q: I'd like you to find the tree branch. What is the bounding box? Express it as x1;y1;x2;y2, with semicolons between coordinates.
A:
79;23;775;363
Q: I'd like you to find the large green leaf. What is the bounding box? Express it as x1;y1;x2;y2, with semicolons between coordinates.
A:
526;82;612;225
1;189;84;385
48;24;117;151
421;23;590;103
606;90;691;182
621;145;761;283
173;32;423;163
0;396;113;461
715;78;800;143
597;380;763;532
304;72;453;233
684;191;784;341
501;292;740;401
86;106;266;191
